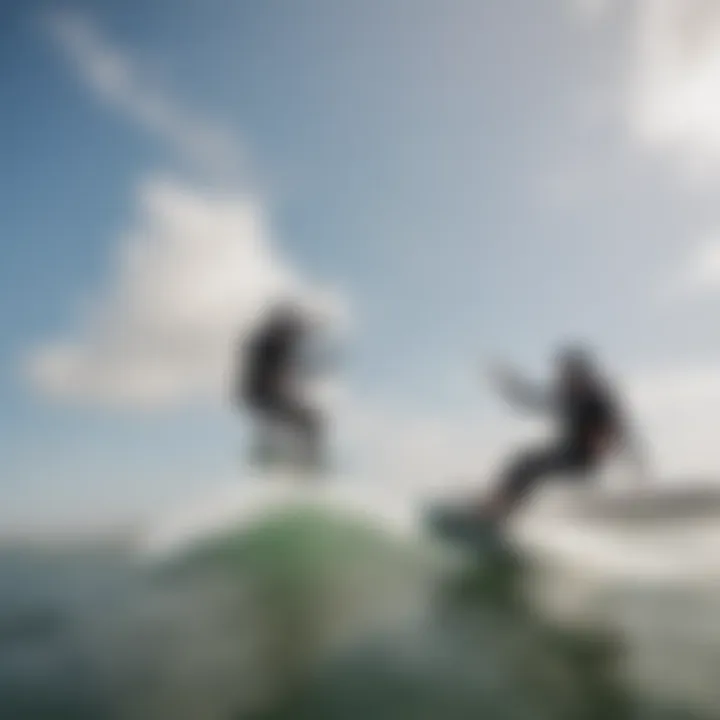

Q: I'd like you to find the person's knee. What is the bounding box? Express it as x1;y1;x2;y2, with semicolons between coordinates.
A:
508;447;548;476
501;446;558;500
243;380;272;409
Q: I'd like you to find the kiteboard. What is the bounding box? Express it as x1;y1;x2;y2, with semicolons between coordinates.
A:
424;501;511;559
569;483;720;524
246;427;331;477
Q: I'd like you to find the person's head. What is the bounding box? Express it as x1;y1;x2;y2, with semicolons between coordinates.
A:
262;300;306;337
555;344;597;390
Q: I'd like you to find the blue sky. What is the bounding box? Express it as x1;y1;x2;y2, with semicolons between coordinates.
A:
5;0;720;529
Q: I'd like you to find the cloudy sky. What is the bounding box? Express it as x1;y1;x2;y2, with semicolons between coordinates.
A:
4;0;720;529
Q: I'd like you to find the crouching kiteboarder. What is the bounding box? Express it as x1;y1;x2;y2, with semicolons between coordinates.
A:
235;301;328;475
483;346;642;521
429;345;644;548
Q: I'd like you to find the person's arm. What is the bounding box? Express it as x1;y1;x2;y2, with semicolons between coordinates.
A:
488;363;554;415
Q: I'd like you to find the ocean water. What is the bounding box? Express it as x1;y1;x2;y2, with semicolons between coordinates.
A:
0;539;136;718
0;509;718;720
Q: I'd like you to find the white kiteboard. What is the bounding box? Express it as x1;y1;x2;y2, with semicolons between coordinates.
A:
569;481;720;524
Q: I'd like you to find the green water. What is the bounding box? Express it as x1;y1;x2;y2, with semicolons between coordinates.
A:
0;511;717;719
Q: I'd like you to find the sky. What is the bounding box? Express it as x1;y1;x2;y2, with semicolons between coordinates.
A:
5;0;720;529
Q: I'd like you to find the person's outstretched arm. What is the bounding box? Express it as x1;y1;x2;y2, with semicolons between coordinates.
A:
488;363;554;415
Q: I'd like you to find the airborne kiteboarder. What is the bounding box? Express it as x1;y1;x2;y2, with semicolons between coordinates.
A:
235;301;326;474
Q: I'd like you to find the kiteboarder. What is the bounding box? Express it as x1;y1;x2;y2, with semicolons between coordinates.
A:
482;345;638;521
235;301;325;472
428;345;642;547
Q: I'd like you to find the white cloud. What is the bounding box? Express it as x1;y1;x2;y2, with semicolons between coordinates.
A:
47;12;242;177
28;177;328;407
624;2;720;297
628;0;720;176
31;14;346;409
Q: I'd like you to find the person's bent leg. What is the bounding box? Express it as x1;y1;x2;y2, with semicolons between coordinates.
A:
243;388;279;467
483;446;569;521
274;397;324;472
293;404;323;470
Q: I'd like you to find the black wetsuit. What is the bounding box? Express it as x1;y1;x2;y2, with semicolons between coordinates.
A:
238;312;320;456
500;381;622;506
